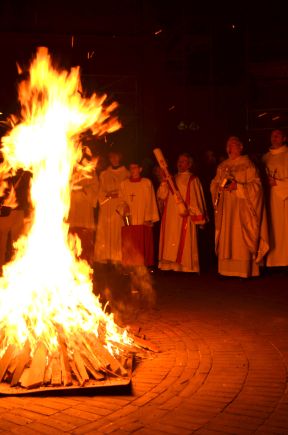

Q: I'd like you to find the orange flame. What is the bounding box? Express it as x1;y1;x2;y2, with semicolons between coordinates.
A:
0;48;129;358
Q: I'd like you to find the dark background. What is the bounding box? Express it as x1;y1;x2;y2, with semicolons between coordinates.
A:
1;1;288;169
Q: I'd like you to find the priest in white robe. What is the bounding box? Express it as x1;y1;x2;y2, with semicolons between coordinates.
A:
94;151;129;264
119;162;159;266
211;136;269;278
157;153;207;273
262;129;288;267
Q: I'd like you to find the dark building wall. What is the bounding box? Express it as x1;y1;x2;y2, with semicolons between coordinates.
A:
1;4;288;164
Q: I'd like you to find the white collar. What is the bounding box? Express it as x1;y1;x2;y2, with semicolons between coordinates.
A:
177;170;191;175
269;145;288;155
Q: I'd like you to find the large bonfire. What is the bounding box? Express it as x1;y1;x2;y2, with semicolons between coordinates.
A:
0;48;135;391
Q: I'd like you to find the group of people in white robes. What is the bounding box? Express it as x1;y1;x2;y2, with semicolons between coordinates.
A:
1;128;287;279
90;129;288;279
92;150;208;273
94;152;159;269
211;130;288;277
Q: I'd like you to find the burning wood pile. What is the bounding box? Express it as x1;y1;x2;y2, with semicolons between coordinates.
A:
0;328;131;391
0;48;156;394
0;326;156;392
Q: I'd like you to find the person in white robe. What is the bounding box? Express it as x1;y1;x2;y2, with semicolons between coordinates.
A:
157;153;207;273
94;151;129;264
68;171;98;266
262;129;288;267
211;136;269;278
119;162;159;266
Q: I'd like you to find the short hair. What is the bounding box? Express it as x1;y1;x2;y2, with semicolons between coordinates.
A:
271;129;286;138
108;150;122;157
227;136;243;146
128;160;142;167
178;152;194;166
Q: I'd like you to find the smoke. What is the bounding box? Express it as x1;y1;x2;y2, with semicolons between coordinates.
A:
93;263;156;325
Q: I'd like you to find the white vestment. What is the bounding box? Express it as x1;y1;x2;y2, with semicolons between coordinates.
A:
262;145;288;267
119;178;159;225
211;155;269;277
68;175;99;229
157;172;207;272
94;166;129;263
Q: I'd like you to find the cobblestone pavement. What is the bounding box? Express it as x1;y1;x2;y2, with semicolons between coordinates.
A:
0;270;288;434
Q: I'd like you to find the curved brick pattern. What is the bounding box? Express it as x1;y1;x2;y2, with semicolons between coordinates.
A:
0;272;288;434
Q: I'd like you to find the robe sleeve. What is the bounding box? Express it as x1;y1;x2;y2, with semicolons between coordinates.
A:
210;165;226;255
188;177;208;224
237;162;269;262
70;175;98;208
273;179;288;200
116;180;129;217
81;175;99;207
236;163;262;200
97;172;108;205
118;180;125;202
156;181;169;215
144;180;159;223
210;166;223;207
157;182;169;201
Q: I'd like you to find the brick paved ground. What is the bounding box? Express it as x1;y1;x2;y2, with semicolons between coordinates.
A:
0;269;288;434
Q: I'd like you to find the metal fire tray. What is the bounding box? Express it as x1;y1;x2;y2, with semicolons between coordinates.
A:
0;377;131;396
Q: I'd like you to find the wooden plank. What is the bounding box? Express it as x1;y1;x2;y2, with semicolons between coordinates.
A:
121;354;134;377
74;351;89;384
70;360;82;385
20;342;47;389
0;344;16;382
51;355;62;386
11;341;31;386
19;367;29;386
86;337;127;376
132;336;159;352
43;357;52;385
7;357;17;375
80;353;105;380
59;340;72;386
80;338;103;371
83;334;110;368
109;340;137;354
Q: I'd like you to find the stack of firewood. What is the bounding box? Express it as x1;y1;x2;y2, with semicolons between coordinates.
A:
0;326;157;391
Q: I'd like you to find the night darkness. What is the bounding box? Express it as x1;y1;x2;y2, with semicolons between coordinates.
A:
1;1;288;169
